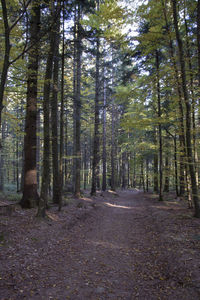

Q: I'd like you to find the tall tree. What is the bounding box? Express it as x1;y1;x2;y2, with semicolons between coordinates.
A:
102;66;107;191
171;0;200;217
51;6;61;205
74;3;82;198
38;2;59;217
20;2;40;208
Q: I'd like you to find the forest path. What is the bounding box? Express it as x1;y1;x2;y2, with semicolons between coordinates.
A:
1;190;200;299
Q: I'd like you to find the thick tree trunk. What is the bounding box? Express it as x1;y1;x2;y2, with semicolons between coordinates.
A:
20;3;40;208
172;0;200;217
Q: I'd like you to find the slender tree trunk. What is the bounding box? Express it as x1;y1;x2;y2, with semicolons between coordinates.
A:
174;134;179;197
172;0;200;217
153;128;159;193
141;159;145;193
197;0;200;93
20;3;40;208
102;69;107;191
133;151;136;188
155;51;163;201
72;8;77;192
0;120;5;191
121;151;127;189
74;4;82;198
91;4;100;196
184;4;198;185
36;109;40;190
51;14;61;205
0;0;11;136
163;155;169;193
38;3;58;217
162;0;186;196
146;158;149;192
59;2;65;210
83;140;88;190
111;97;116;191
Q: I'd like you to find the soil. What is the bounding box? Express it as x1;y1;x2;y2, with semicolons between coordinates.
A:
1;190;200;299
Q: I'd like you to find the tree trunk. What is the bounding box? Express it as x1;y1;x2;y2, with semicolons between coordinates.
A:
0;120;6;191
197;0;200;91
20;3;40;208
36;109;40;190
102;68;107;192
172;0;200;217
0;0;11;136
162;0;186;196
51;14;61;205
59;2;65;210
38;2;58;217
141;159;145;193
156;50;163;201
146;158;149;192
163;155;169;193
174;134;179;197
111;97;116;191
121;151;127;189
91;6;100;196
74;4;82;198
153;128;159;193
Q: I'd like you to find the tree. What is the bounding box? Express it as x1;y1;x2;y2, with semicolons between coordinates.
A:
20;2;40;208
171;0;200;217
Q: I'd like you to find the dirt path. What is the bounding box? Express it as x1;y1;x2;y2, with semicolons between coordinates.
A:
1;190;200;299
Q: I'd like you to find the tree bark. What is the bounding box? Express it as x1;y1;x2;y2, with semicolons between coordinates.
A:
38;2;58;217
91;3;100;196
59;1;65;210
51;13;61;205
20;3;40;208
0;0;11;140
156;50;163;201
172;0;200;217
102;67;107;192
162;0;186;196
74;4;82;198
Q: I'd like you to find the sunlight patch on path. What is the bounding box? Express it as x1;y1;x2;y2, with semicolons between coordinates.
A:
104;202;132;209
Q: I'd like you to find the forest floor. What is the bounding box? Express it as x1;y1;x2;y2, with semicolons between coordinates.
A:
1;190;200;299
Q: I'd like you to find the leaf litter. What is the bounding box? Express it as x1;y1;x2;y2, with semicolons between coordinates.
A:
0;190;200;299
